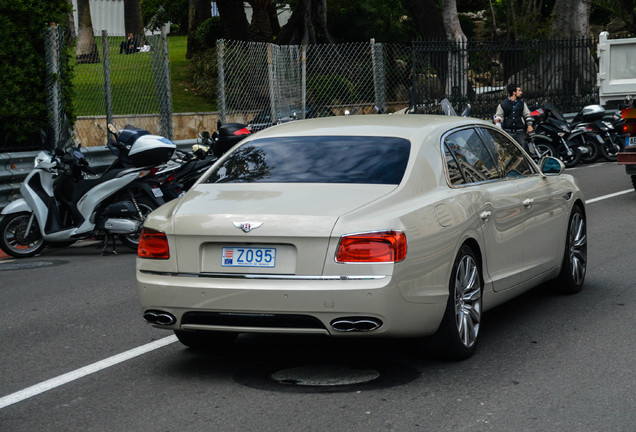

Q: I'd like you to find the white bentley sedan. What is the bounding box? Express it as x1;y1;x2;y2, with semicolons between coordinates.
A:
136;115;587;359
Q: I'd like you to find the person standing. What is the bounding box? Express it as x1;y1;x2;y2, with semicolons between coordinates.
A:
494;84;534;153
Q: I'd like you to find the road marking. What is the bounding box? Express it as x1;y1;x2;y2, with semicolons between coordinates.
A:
586;189;634;204
0;335;177;410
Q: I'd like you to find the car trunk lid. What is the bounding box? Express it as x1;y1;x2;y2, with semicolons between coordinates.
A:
172;183;395;275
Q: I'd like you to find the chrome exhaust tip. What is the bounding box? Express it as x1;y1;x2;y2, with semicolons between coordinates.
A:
143;310;177;326
331;317;383;332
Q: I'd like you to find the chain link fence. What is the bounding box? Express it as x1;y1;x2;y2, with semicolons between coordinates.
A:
44;24;74;151
218;38;599;128
73;27;173;144
217;39;413;127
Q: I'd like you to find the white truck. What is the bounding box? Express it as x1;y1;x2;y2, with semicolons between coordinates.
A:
597;32;636;190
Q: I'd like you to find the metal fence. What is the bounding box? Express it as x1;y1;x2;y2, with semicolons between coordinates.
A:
73;27;173;141
217;37;600;125
217;39;413;125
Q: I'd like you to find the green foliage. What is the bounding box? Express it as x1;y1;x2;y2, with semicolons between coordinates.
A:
191;47;219;105
142;0;189;34
196;17;224;48
0;0;73;151
307;74;356;105
327;0;417;43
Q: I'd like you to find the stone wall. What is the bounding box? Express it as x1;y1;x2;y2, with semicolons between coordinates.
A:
74;112;219;147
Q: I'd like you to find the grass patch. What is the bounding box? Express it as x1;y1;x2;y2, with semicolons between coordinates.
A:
72;35;215;117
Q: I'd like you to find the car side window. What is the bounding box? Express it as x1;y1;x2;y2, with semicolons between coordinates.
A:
479;128;535;178
443;128;500;185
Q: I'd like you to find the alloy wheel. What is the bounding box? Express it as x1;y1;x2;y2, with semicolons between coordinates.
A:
453;254;482;348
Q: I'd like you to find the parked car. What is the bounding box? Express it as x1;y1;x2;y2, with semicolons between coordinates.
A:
136;115;587;360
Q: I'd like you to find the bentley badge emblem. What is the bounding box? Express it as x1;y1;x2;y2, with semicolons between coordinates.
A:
233;221;263;233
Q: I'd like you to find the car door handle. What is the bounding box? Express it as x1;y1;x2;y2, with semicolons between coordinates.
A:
480;211;492;221
523;198;534;208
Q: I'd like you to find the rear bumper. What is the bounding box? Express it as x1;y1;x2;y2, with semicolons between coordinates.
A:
136;270;447;338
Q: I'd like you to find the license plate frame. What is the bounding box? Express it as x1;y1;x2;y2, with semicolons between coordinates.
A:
221;247;277;267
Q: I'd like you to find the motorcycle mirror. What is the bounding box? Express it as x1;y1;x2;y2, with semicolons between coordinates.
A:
200;131;210;140
107;123;118;135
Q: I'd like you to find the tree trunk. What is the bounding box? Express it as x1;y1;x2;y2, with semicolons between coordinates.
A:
401;0;446;39
217;0;250;41
187;0;212;58
76;0;100;64
65;0;76;40
248;0;273;42
442;0;466;43
276;0;334;45
551;0;591;38
442;0;468;98
124;0;145;40
268;2;281;37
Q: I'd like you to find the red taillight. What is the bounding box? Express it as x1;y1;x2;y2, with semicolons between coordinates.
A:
138;228;170;259
336;231;407;263
233;127;251;136
623;121;636;136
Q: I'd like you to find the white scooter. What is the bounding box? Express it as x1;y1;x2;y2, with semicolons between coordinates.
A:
0;131;175;258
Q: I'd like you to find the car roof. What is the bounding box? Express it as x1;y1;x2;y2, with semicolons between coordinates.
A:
244;114;493;141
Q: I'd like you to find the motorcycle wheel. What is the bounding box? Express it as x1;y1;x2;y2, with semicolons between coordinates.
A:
578;135;600;163
118;197;158;251
558;145;582;168
0;212;45;258
532;142;556;159
601;136;624;162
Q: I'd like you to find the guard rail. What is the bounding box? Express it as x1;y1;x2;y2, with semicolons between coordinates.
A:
0;139;198;212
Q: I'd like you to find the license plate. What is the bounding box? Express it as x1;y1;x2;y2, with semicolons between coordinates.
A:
152;187;163;198
628;136;636;147
221;247;276;267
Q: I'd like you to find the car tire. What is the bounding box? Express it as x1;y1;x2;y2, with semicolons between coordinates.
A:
431;245;483;360
174;330;237;350
555;204;587;294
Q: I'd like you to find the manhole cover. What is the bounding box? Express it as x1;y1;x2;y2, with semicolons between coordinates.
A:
271;365;381;386
0;260;67;271
234;362;419;393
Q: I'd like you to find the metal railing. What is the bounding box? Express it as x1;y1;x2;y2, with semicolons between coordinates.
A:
217;37;600;126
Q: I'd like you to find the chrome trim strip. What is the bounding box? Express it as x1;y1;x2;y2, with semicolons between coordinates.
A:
139;269;386;281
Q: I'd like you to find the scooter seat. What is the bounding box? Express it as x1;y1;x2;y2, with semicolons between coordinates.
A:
72;169;124;202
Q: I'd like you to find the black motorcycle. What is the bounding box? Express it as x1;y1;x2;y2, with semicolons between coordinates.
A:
158;122;252;200
529;104;583;167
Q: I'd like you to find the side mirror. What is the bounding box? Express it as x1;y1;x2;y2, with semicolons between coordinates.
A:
200;131;210;140
539;156;565;175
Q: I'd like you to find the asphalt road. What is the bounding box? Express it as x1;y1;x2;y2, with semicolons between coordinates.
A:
1;161;634;432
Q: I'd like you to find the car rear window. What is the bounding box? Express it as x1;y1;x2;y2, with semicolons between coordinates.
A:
204;136;411;184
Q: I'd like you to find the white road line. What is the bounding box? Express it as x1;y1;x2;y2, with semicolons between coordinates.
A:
586;189;634;204
0;335;177;410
